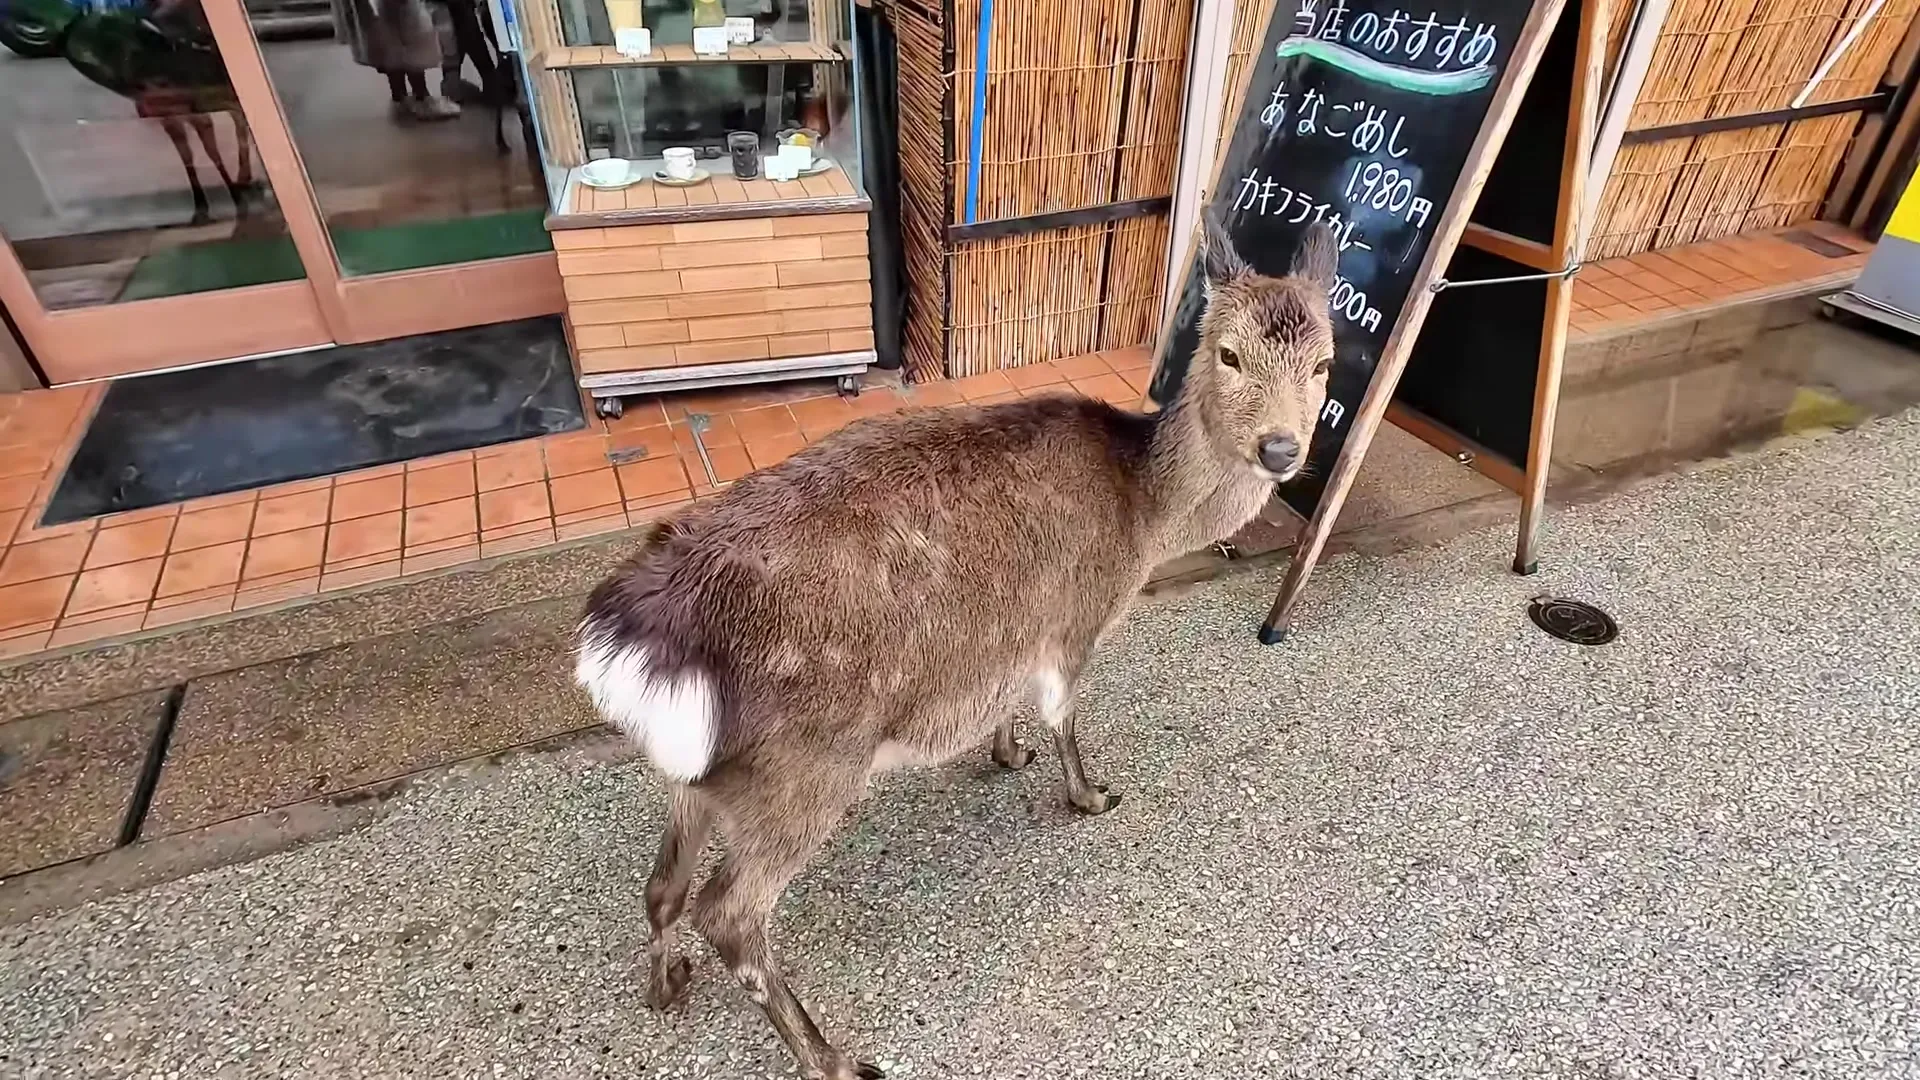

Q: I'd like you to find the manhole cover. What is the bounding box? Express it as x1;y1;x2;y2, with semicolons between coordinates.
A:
1528;596;1618;645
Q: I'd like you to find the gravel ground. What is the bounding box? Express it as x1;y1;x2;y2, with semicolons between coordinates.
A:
4;413;1920;1080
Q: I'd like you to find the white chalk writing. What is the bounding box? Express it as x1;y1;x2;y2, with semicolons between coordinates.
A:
1330;275;1384;332
1343;161;1434;229
1303;2;1497;71
1262;84;1291;129
1230;170;1373;254
1265;82;1412;160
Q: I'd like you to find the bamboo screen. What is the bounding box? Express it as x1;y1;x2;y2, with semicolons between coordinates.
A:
1590;0;1919;257
893;0;950;382
894;0;1197;379
1219;0;1271;144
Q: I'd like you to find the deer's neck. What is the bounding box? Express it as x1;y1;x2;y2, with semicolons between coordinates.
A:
1137;389;1274;562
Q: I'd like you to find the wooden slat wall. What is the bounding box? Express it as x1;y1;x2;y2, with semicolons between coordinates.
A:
895;0;1196;377
949;0;1129;220
1217;0;1268;143
892;0;952;382
1591;0;1920;257
555;215;873;373
1114;0;1197;200
1098;213;1173;350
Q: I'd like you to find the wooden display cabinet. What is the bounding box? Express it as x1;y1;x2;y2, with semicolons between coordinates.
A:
516;0;875;416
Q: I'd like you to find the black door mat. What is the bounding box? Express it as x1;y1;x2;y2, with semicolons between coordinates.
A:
42;316;585;525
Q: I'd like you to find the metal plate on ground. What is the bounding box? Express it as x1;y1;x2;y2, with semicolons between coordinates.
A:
1527;596;1619;646
1780;229;1865;260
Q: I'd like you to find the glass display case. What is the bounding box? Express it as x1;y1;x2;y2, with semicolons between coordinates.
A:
515;0;874;413
529;0;867;219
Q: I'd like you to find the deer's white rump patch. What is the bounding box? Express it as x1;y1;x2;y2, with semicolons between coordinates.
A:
575;622;715;782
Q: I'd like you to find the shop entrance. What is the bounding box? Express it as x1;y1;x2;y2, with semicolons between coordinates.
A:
0;0;564;385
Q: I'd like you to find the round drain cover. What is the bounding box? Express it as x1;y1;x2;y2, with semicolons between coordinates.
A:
1528;596;1618;645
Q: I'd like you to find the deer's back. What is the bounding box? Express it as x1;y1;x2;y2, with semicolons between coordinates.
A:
576;394;1156;783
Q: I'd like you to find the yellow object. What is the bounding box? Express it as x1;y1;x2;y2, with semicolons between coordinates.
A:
603;0;642;30
692;0;724;28
1781;387;1865;435
1886;165;1920;245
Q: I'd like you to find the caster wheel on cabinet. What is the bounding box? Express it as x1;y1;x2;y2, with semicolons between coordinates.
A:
837;375;861;396
596;396;624;419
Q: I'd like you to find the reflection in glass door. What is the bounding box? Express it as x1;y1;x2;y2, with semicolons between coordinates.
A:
251;0;551;277
0;0;306;309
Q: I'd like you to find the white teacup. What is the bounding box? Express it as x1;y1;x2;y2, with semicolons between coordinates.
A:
663;147;697;181
581;158;632;187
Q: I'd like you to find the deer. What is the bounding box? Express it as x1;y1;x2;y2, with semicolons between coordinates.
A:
573;214;1339;1080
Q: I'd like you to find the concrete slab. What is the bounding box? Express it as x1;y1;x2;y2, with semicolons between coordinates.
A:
0;690;168;878
1338;423;1505;530
141;597;598;838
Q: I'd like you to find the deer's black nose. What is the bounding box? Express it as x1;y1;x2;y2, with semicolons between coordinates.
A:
1258;435;1300;475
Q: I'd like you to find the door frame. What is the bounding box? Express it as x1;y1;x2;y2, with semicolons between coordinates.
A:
0;0;563;386
1161;0;1238;326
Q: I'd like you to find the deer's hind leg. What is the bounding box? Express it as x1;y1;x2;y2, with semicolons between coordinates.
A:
1034;666;1119;815
644;786;714;1010
692;766;878;1080
990;719;1035;770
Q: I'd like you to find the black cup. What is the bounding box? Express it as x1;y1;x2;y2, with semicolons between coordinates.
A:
727;131;761;180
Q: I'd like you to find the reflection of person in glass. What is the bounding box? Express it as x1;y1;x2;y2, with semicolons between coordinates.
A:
333;0;461;121
429;0;500;107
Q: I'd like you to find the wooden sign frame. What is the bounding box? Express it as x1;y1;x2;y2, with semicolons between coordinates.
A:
1260;0;1602;640
1147;0;1605;643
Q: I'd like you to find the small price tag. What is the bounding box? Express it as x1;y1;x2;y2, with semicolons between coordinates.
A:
614;26;651;57
692;25;729;55
724;16;755;44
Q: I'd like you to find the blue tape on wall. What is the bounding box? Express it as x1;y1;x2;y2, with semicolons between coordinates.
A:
964;0;993;224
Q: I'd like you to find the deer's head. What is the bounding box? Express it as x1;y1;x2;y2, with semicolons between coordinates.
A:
1188;214;1339;483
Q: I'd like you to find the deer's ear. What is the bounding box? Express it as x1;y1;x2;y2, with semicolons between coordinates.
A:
1291;221;1340;292
1199;209;1252;292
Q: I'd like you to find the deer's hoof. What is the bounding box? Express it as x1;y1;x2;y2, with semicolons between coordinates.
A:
645;955;693;1011
993;741;1036;770
853;1062;886;1080
1069;785;1121;816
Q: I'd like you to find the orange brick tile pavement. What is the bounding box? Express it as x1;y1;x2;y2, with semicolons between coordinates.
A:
0;348;1155;661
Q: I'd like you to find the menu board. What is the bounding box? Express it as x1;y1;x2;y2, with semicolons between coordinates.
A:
1148;0;1551;520
1397;0;1582;474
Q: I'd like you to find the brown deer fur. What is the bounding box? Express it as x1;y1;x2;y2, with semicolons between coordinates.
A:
575;217;1339;1079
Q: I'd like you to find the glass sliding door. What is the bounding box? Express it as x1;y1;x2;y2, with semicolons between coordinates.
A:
243;0;563;342
0;0;566;383
0;0;329;380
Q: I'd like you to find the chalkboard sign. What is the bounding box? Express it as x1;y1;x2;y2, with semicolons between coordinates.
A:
1396;0;1581;474
1457;0;1579;245
1149;0;1554;520
1397;244;1547;468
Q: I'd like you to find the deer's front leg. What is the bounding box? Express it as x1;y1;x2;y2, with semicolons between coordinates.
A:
1037;673;1118;815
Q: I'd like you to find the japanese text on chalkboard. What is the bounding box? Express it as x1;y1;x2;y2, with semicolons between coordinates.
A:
1294;2;1499;69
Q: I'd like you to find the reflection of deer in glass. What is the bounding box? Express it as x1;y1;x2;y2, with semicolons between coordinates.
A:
2;0;255;224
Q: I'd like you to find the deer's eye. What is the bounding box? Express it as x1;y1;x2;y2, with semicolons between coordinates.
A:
1220;347;1241;371
1313;355;1333;376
